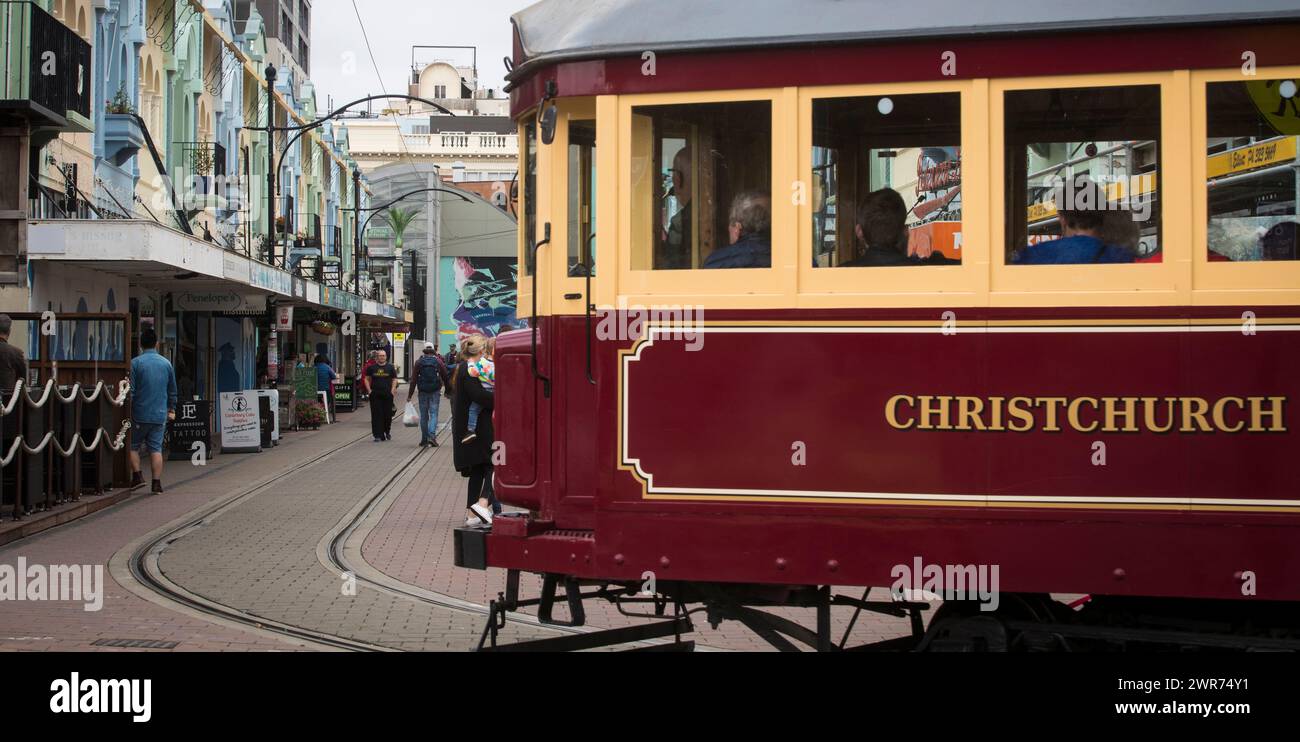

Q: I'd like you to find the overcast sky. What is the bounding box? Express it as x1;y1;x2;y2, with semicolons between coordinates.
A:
308;0;535;111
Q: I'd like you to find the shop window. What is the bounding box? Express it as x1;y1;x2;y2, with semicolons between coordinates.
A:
1206;78;1300;262
631;100;771;270
1005;85;1162;264
812;92;962;267
567;120;596;277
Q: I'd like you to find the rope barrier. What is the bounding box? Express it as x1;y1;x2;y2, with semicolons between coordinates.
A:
0;421;133;467
2;379;131;415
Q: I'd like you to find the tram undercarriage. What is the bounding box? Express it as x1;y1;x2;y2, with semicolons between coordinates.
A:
473;573;1300;652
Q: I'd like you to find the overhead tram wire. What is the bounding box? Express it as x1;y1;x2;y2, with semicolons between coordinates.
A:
350;0;457;294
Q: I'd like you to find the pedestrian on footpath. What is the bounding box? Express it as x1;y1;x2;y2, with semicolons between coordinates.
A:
315;353;340;418
0;313;28;400
360;350;378;401
129;328;178;493
407;342;449;447
362;349;397;442
451;335;499;525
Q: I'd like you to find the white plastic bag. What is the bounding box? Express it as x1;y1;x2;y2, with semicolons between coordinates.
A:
402;402;420;427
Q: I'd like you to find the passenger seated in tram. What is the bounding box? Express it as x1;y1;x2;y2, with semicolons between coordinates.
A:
842;188;912;267
1012;179;1136;265
1261;221;1299;261
702;191;772;268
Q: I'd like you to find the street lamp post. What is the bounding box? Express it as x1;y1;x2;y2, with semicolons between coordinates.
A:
352;168;361;294
265;64;277;266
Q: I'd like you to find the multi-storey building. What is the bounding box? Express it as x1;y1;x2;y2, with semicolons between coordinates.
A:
0;0;406;445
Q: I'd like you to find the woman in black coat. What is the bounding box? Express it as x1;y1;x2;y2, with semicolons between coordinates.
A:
451;340;498;525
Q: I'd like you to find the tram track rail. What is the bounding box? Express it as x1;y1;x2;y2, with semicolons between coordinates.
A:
121;417;601;652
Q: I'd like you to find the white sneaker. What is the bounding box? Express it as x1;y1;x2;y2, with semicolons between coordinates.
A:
465;516;484;527
470;503;493;525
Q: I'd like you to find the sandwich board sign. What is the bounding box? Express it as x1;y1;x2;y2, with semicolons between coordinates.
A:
219;391;262;453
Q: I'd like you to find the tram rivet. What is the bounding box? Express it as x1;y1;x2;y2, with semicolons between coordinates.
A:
614;553;625;565
775;558;788;571
1113;568;1126;580
826;560;839;572
569;553;576;562
659;556;670;568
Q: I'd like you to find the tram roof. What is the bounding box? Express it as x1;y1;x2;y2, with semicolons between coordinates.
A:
509;0;1300;80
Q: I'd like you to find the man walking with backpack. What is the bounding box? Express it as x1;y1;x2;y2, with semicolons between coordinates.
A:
407;342;450;447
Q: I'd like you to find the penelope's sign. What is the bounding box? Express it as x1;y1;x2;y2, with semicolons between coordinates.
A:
174;291;267;313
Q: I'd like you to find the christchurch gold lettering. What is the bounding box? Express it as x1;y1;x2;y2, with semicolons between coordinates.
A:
917;396;951;430
1067;397;1100;433
1249;396;1287;432
1212;397;1245;433
885;395;915;430
884;394;1288;434
1103;397;1139;433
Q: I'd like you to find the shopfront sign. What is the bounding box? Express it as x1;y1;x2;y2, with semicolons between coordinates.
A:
219;391;262;453
223;253;250;283
276;305;294;332
321;286;362;313
166;400;212;461
174;290;267;313
334;380;355;413
250;263;292;296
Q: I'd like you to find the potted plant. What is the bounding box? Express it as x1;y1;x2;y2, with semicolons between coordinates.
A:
191;143;213;193
103;83;144;166
106;83;135;114
294;400;326;429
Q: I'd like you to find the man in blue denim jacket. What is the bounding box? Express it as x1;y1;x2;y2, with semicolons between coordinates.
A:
129;328;178;493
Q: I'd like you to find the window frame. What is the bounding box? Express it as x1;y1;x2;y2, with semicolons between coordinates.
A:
554;97;600;311
617;88;793;307
989;71;1190;306
797;80;986;306
1191;65;1300;304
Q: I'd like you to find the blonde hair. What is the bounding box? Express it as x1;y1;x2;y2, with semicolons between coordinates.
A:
459;334;488;360
485;337;496;359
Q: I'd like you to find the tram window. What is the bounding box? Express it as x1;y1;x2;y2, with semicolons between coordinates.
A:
523;121;537;276
1205;79;1300;262
567;120;597;277
812;93;962;267
1004;85;1161;265
630;100;772;270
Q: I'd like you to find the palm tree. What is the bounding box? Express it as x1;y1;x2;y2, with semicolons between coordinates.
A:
384;206;420;252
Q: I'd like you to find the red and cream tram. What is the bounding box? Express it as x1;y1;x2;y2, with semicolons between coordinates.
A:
455;0;1300;651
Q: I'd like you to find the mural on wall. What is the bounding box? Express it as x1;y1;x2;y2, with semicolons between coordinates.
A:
439;257;519;340
30;264;128;361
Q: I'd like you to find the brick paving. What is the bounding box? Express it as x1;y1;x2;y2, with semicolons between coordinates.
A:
153;405;558;651
0;412;375;652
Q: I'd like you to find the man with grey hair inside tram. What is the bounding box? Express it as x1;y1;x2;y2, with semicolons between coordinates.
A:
702;190;772;269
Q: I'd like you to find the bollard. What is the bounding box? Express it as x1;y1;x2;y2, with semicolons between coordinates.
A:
21;388;50;515
52;386;80;505
0;388;19;519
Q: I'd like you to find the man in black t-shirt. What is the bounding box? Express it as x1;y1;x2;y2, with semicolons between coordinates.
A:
362;349;397;441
